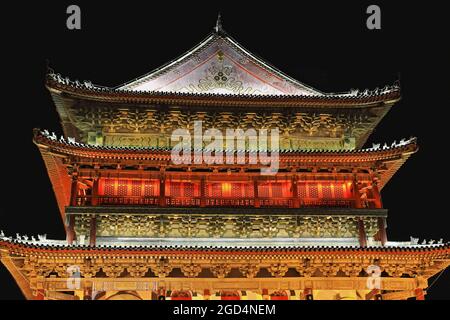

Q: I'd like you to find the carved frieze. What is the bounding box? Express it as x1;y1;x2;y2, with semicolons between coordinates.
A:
67;104;377;150
83;214;379;239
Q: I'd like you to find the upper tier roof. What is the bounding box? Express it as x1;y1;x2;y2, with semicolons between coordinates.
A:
46;16;401;105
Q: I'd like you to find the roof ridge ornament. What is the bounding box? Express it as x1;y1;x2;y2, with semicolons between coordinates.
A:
214;13;224;34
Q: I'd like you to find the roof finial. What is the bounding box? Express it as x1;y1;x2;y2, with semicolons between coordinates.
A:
215;13;223;34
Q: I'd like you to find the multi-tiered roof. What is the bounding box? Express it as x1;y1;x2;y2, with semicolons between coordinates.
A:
1;17;448;300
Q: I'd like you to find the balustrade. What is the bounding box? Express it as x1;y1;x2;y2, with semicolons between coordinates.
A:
75;195;359;208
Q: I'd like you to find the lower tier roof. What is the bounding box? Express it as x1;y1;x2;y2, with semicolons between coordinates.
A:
1;236;448;255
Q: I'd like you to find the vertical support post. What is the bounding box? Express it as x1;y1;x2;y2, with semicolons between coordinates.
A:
262;288;269;300
352;175;362;208
70;173;79;206
200;176;206;207
67;172;79;244
91;176;99;206
66;215;76;245
358;218;367;247
159;169;166;207
377;217;387;246
371;180;383;208
253;177;260;208
89;215;97;247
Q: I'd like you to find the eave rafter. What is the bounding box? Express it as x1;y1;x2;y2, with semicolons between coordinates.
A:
46;77;401;108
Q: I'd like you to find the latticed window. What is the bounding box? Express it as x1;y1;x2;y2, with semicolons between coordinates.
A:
297;183;307;198
322;183;332;198
271;183;283;198
170;182;182;197
143;181;157;196
100;178;158;197
309;184;319;198
104;179;115;196
210;183;222;197
244;183;254;198
117;180;128;196
231;183;242;198
184;182;194;197
334;184;345;198
131;180;142;196
258;184;270;197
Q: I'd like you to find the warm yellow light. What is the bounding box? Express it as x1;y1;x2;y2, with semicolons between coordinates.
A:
222;183;231;194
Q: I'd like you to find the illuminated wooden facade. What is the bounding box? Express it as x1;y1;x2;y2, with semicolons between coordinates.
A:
1;17;449;300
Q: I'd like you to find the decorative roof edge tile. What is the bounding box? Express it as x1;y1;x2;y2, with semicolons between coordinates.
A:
1;236;449;255
45;71;401;107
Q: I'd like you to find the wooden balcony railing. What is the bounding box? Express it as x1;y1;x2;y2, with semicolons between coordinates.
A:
205;198;255;207
75;196;359;208
260;198;293;207
300;198;354;208
76;195;159;206
165;197;201;207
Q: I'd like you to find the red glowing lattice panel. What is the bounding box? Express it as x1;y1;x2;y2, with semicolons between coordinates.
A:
296;182;350;199
99;179;159;197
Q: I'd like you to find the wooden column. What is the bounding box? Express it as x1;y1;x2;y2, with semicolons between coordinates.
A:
89;215;97;247
68;172;79;244
66;215;76;245
253;178;260;208
91;176;99;206
200;177;206;207
358;218;367;247
377;217;388;246
70;173;79;206
159;170;166;207
371;181;383;208
352;177;362;208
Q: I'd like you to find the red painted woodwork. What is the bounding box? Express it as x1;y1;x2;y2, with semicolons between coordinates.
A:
170;291;192;300
221;291;240;300
74;177;372;209
414;288;425;300
34;289;45;300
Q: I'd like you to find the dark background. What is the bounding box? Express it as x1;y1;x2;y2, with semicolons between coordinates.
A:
0;1;449;299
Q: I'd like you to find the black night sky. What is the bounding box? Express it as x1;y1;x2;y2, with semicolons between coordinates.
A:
0;1;449;300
